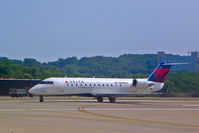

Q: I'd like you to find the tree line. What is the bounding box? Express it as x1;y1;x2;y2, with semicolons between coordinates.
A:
0;54;199;95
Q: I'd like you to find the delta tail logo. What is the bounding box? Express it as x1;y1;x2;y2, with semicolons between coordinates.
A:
148;62;172;83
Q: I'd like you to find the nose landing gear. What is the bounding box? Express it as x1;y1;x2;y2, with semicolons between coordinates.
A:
39;96;44;102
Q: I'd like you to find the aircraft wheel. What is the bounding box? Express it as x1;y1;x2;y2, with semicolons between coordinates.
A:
39;96;44;102
108;97;116;103
96;96;103;102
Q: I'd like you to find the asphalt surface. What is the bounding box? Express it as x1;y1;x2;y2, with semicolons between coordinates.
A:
0;97;199;133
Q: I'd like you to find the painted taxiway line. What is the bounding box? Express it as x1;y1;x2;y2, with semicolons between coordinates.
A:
79;105;199;128
185;105;199;107
85;108;199;111
116;100;199;103
0;108;77;111
1;108;199;111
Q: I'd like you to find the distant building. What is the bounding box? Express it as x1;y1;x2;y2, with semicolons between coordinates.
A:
157;51;198;72
0;79;40;96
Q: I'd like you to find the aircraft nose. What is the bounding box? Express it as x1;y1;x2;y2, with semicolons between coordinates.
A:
28;85;42;95
28;87;36;95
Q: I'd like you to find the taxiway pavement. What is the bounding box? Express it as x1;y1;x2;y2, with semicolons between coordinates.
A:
0;97;199;133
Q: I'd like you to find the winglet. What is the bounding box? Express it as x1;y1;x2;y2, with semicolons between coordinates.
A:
162;85;170;94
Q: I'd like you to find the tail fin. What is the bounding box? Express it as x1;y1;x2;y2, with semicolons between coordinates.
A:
148;62;172;83
148;62;188;83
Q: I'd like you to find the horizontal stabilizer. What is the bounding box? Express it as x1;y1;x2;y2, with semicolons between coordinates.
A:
162;62;188;66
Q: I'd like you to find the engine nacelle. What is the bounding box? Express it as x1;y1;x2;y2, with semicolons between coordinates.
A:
132;79;155;88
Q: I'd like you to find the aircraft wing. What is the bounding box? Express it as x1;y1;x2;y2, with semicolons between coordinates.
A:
92;86;169;97
92;92;166;97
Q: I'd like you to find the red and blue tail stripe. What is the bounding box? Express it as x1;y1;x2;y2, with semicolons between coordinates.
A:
148;62;172;83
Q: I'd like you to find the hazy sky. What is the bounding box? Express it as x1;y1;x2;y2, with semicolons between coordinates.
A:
0;0;199;62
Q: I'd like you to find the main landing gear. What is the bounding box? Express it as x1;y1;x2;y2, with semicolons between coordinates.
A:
96;96;103;102
96;96;116;103
108;97;116;103
39;95;44;102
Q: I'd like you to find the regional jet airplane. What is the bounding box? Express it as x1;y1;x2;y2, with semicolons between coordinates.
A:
29;62;177;103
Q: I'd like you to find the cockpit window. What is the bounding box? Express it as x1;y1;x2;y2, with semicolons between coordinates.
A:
40;81;54;84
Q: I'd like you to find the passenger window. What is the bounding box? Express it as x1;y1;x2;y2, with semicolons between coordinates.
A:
85;84;87;86
76;84;78;86
102;84;104;86
71;84;73;86
98;84;100;86
80;84;82;86
94;84;96;86
40;81;53;84
111;84;113;87
90;84;92;86
107;84;109;87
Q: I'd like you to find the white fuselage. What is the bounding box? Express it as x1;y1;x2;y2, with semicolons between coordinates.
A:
29;77;164;97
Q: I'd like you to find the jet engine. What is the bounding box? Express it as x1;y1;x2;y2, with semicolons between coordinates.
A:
132;79;155;88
